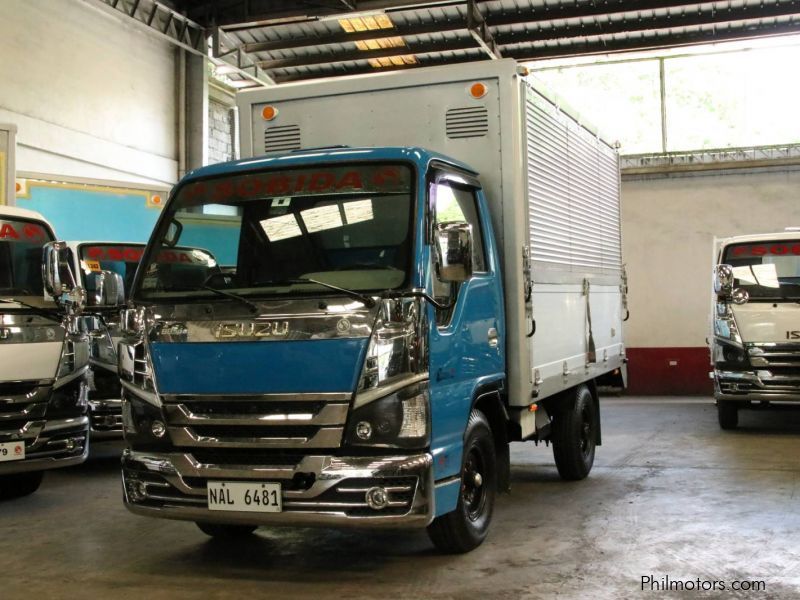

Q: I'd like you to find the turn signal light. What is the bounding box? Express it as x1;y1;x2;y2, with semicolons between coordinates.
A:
261;105;278;121
469;82;488;99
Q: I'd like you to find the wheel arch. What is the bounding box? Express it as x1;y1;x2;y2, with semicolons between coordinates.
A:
471;380;510;493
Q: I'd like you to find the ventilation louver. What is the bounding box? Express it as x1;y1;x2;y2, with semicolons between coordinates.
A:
264;124;301;153
446;107;489;139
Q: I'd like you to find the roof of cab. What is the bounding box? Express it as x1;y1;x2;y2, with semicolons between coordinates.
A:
720;231;800;246
0;204;55;233
180;146;477;185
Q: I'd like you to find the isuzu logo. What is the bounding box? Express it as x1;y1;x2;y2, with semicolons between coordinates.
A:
787;330;800;340
213;321;290;339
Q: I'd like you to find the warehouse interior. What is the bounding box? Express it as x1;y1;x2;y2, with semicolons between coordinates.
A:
1;1;799;597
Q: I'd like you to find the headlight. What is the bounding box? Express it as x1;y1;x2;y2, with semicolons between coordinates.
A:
47;376;88;418
713;339;751;370
122;390;170;450
345;382;430;449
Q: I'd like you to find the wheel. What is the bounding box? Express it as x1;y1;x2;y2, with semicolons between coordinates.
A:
0;471;45;500
427;409;496;554
717;401;739;430
195;522;257;539
551;385;597;481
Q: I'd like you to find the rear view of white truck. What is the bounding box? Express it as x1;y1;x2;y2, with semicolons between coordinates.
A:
117;59;626;552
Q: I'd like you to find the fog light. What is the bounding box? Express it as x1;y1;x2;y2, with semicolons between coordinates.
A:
365;486;389;510
126;478;147;502
151;420;166;438
356;420;372;440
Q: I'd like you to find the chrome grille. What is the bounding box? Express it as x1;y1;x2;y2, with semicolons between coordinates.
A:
162;393;350;451
748;343;800;387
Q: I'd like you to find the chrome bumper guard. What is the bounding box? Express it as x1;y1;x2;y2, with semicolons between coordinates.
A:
0;416;90;474
122;449;434;528
715;370;800;403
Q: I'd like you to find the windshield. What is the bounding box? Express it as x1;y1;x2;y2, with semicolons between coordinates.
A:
0;217;54;304
723;240;800;299
135;163;414;301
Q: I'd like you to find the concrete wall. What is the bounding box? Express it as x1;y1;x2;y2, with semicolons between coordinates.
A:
0;0;178;186
208;84;236;165
621;167;800;394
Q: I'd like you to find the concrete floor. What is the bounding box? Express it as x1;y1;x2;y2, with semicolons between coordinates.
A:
3;398;800;599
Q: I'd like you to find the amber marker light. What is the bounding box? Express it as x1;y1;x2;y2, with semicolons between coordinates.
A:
528;403;538;413
469;82;488;99
261;105;278;121
151;194;162;206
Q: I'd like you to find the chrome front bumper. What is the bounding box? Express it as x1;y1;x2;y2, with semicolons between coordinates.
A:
714;370;800;403
0;416;90;474
122;450;435;528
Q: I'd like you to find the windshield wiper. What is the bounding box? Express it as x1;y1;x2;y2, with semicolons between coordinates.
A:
267;278;375;308
200;286;260;313
0;298;61;322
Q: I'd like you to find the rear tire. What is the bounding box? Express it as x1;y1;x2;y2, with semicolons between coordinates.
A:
427;409;496;554
717;401;739;430
551;385;597;481
195;522;257;539
0;471;44;500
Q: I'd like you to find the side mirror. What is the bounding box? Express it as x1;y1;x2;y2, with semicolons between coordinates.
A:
164;218;183;247
713;264;734;297
95;270;125;307
42;241;85;315
435;222;473;283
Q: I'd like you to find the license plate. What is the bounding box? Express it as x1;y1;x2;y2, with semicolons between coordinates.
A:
207;481;282;513
0;441;25;462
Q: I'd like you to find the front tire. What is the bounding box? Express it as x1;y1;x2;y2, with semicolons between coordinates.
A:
717;401;739;430
195;522;257;539
0;471;44;500
427;409;496;554
551;385;597;481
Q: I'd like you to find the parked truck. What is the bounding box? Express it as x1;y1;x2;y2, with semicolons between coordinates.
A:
711;230;800;429
0;206;90;498
97;60;626;552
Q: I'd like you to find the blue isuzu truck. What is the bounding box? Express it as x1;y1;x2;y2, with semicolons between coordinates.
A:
78;60;626;552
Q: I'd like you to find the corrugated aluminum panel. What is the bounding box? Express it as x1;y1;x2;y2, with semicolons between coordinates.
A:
526;85;621;275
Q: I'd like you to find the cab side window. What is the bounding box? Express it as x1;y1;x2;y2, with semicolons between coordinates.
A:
430;179;487;321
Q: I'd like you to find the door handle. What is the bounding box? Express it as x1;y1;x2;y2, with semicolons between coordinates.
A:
488;327;499;348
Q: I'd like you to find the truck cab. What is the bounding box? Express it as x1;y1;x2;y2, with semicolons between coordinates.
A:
65;242;145;438
711;231;800;428
0;207;90;498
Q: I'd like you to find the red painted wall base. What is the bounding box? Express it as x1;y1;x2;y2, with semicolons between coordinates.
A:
625;347;712;396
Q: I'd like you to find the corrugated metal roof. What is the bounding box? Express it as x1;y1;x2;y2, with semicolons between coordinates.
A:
165;0;800;85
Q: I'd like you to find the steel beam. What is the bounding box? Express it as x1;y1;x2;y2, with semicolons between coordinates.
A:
91;0;274;86
494;2;800;46
509;19;800;61
258;39;477;70
467;0;501;59
271;54;485;83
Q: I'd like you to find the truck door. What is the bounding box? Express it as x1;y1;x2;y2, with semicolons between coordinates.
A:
427;170;505;483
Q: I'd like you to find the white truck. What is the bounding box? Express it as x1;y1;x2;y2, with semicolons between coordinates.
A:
711;230;800;428
65;241;146;438
0;206;90;498
111;59;627;552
